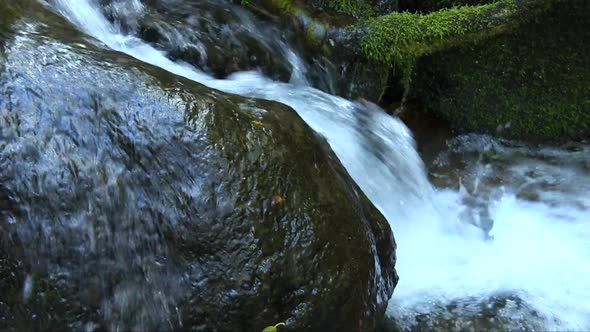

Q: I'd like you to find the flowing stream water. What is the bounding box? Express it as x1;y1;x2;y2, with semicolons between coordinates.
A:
40;0;590;330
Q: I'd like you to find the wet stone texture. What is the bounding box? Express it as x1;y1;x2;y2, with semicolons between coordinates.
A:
105;0;294;81
0;3;397;332
392;294;548;332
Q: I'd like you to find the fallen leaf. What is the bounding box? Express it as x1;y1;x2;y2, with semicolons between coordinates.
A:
273;195;286;205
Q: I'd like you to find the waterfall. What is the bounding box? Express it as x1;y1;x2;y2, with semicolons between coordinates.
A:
42;0;590;330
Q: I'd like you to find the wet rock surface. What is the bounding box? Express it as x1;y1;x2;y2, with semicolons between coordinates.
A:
240;0;392;103
104;0;294;81
0;3;397;331
393;294;548;332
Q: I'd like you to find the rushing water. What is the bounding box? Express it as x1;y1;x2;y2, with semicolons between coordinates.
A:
39;0;590;330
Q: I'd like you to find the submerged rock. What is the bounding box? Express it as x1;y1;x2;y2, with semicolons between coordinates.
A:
0;2;397;331
392;293;548;332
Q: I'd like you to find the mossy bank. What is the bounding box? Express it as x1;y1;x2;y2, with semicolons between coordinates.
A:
240;0;589;142
407;0;590;141
358;0;589;141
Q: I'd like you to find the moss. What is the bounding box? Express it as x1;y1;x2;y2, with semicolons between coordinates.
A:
409;0;590;141
361;0;556;94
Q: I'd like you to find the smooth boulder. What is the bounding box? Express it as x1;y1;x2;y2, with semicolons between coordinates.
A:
0;2;397;331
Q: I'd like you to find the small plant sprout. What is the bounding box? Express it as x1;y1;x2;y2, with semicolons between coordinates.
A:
262;322;286;332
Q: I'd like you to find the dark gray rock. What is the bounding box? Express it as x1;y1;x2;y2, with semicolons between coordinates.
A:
0;2;397;331
104;0;293;81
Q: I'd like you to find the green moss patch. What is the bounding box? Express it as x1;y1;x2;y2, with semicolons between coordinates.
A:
361;0;555;93
409;0;590;141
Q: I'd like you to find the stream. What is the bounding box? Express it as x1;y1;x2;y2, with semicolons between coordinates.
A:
21;0;590;330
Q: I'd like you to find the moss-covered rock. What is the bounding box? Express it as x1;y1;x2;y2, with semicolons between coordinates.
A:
0;1;397;331
409;0;590;141
355;0;588;141
362;0;556;92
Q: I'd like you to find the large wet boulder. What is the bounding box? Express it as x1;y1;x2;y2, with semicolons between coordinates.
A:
0;2;397;331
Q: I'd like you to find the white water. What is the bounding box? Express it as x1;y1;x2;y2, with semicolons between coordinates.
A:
46;0;590;330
